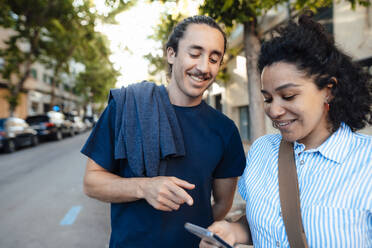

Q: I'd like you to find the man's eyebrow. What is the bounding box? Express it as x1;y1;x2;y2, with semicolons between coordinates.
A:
188;45;203;51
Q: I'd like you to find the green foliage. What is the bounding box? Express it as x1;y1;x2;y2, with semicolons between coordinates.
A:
144;13;185;78
0;0;126;113
201;0;370;26
200;0;291;27
0;0;78;114
101;0;137;24
216;67;230;83
74;31;119;105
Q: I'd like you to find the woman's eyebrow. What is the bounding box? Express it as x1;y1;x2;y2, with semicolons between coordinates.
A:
274;83;300;91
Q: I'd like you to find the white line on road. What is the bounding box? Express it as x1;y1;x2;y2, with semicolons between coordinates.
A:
60;206;82;225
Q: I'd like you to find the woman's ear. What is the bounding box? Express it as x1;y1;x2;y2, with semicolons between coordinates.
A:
167;47;176;65
326;77;337;100
330;77;338;86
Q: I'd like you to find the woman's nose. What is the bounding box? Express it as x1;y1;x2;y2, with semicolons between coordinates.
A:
266;101;285;119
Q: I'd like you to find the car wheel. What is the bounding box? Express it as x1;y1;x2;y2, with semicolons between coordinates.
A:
31;135;39;146
54;131;63;141
4;139;16;153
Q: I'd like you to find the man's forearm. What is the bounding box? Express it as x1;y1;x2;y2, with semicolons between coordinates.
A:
212;201;233;221
83;158;195;211
84;169;147;203
212;177;237;221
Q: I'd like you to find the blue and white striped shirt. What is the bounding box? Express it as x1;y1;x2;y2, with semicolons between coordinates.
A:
238;123;372;247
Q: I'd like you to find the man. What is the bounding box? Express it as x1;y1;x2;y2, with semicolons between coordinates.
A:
81;15;245;248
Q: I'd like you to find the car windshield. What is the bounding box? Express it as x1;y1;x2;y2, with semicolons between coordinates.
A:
25;116;49;124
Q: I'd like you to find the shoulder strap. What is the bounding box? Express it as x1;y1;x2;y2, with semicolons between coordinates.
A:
278;140;308;248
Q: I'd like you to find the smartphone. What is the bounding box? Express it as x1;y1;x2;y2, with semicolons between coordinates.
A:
184;222;233;248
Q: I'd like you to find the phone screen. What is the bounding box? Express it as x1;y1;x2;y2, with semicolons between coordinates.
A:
184;222;233;248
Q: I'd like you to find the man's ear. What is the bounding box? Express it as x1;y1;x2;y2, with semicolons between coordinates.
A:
167;47;176;64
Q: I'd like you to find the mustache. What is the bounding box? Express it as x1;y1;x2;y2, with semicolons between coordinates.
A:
272;121;279;129
188;70;212;80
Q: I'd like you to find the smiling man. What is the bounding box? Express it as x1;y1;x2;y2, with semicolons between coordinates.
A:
81;16;245;248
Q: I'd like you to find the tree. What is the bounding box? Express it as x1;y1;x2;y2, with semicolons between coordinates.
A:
74;31;119;112
200;0;370;142
0;0;76;116
144;13;185;81
0;0;133;116
40;1;96;111
101;0;137;24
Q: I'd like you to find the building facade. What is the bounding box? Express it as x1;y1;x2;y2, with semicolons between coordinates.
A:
0;27;83;119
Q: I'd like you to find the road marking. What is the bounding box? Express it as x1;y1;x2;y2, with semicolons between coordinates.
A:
60;206;82;226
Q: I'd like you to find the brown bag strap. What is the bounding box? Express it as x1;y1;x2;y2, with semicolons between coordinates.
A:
278;140;308;248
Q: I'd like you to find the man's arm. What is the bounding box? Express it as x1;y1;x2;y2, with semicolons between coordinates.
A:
211;177;238;221
83;158;195;211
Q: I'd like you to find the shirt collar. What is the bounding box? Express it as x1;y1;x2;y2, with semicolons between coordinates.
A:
294;123;354;164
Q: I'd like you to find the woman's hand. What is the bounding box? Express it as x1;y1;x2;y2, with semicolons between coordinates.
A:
199;220;236;248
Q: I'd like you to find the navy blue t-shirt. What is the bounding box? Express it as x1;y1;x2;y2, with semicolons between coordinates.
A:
81;99;245;248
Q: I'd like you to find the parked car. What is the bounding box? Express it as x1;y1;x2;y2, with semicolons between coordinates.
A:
25;111;74;141
72;116;87;134
83;115;97;129
64;113;85;134
0;117;39;153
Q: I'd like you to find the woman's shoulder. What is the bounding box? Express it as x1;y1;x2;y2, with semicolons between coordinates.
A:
353;131;372;143
249;133;282;153
352;131;372;156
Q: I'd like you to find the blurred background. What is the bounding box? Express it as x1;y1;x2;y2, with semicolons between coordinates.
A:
0;0;371;247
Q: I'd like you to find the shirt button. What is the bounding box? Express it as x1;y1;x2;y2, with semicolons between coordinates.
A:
276;241;280;247
300;160;304;165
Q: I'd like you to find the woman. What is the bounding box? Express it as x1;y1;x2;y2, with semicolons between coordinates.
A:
200;12;371;248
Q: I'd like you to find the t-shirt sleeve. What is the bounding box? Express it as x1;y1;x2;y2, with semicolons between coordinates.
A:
81;99;117;172
213;123;246;178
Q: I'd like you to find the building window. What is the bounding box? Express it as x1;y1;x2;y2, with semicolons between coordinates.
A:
43;103;50;113
215;94;222;112
0;57;4;69
31;102;39;114
43;73;49;83
30;68;37;79
239;105;250;142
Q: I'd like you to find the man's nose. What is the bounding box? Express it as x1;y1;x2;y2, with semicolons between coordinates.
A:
196;56;210;73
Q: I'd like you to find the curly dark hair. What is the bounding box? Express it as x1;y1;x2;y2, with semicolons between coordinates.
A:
166;15;227;73
258;11;372;131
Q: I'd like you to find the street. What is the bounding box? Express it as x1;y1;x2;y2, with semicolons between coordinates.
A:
0;131;248;248
0;133;110;248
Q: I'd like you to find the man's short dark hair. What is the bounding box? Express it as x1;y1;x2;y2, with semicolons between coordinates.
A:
166;15;227;73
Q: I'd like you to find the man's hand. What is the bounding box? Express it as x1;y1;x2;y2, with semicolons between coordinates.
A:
139;176;195;211
199;220;236;248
